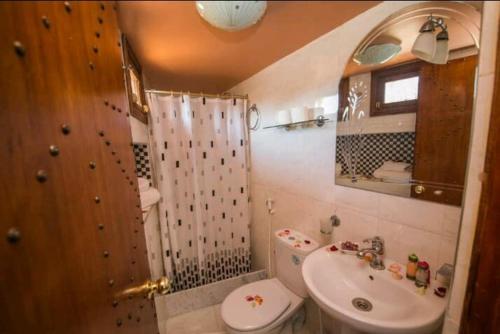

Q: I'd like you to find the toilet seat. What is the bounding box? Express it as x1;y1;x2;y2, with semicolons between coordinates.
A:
221;279;291;332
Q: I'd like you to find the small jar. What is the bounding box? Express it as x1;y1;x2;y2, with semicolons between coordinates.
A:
406;254;419;280
415;261;430;288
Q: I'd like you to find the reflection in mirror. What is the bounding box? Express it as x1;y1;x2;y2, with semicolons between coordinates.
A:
335;1;481;206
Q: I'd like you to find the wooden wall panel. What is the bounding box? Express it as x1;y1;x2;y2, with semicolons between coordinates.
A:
460;31;500;334
412;56;477;206
0;2;157;333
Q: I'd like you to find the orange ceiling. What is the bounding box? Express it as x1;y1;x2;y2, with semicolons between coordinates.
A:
117;1;380;94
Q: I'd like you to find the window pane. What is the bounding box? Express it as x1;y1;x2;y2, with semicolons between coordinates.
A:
384;76;419;104
129;68;142;106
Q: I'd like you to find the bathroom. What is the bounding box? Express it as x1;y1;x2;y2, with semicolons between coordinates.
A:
1;1;498;333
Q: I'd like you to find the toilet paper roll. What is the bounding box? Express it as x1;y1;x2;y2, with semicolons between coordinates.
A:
276;110;292;125
320;217;333;234
291;107;311;123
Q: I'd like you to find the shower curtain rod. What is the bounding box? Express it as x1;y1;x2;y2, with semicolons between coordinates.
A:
145;89;248;100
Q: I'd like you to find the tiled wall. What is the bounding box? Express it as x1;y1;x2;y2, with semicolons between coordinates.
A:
128;117;165;281
133;142;153;181
336;132;415;176
229;2;464;332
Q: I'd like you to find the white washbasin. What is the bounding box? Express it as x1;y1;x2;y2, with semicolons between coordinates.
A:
302;245;447;334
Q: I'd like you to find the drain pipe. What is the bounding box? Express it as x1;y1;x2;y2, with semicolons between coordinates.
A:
265;198;275;277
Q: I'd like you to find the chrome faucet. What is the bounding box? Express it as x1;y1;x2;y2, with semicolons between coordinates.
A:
356;236;385;270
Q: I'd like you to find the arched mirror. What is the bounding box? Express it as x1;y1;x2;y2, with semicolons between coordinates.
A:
335;1;482;206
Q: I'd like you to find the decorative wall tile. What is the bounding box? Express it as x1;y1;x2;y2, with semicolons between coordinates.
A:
133;143;153;181
336;132;415;176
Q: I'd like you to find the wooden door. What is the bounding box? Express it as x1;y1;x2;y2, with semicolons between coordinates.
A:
0;2;158;333
412;56;477;206
460;33;500;334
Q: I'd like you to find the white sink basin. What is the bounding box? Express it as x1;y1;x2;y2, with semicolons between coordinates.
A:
302;245;447;334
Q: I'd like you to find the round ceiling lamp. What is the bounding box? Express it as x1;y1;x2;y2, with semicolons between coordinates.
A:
353;43;402;65
196;1;267;32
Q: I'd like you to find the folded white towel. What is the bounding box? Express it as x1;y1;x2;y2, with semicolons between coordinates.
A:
138;177;150;192
140;187;160;210
379;161;411;172
373;169;411;183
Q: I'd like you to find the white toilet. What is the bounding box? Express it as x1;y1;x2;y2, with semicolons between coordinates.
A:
221;229;319;334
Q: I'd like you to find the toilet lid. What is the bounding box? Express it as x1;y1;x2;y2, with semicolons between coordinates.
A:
221;279;291;331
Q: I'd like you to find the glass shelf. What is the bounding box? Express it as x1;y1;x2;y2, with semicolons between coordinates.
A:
263;117;332;130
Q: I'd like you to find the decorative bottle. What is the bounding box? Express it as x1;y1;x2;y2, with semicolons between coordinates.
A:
415;261;430;288
406;253;419;280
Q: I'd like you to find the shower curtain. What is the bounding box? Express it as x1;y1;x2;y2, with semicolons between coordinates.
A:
147;93;251;292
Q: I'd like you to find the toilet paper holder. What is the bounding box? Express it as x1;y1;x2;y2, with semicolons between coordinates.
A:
320;215;341;234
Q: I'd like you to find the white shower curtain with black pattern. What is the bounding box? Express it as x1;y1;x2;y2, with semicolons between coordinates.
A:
147;93;251;292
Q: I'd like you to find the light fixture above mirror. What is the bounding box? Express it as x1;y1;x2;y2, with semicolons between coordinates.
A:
196;1;267;32
411;16;449;64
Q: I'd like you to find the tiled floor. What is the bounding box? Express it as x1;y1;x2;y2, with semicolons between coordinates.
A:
160;303;312;334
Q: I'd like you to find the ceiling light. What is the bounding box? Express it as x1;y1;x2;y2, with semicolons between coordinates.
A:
353;43;402;65
411;16;449;65
432;30;449;64
196;1;267;32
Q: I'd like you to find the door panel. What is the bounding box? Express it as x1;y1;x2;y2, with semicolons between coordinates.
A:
460;31;500;334
0;2;157;333
412;56;477;205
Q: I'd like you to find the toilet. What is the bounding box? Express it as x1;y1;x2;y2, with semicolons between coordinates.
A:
221;229;319;334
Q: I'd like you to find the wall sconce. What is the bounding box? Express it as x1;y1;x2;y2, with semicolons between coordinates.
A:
411;15;449;65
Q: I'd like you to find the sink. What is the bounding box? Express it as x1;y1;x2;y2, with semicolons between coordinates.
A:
302;245;447;334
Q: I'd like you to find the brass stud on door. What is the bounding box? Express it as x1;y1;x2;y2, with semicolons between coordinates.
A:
116;319;122;327
112;300;118;308
64;1;72;13
94;196;101;203
103;251;109;258
105;141;111;146
97;17;103;24
49;145;59;156
61;124;71;135
98;224;104;230
89;62;95;70
89;161;96;169
108;279;114;286
98;130;104;137
13;41;26;57
41;16;51;29
95;31;101;38
36;170;48;183
92;46;98;54
6;227;21;243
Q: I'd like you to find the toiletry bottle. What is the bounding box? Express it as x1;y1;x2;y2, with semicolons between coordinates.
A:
406;253;419;280
415;261;430;288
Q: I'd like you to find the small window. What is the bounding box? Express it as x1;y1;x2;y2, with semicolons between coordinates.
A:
371;61;421;116
384;76;419;103
123;35;148;124
129;68;143;107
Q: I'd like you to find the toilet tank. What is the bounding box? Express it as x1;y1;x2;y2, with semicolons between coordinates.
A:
274;229;319;298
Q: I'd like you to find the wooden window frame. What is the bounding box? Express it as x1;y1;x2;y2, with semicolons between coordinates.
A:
122;35;148;124
370;61;422;117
